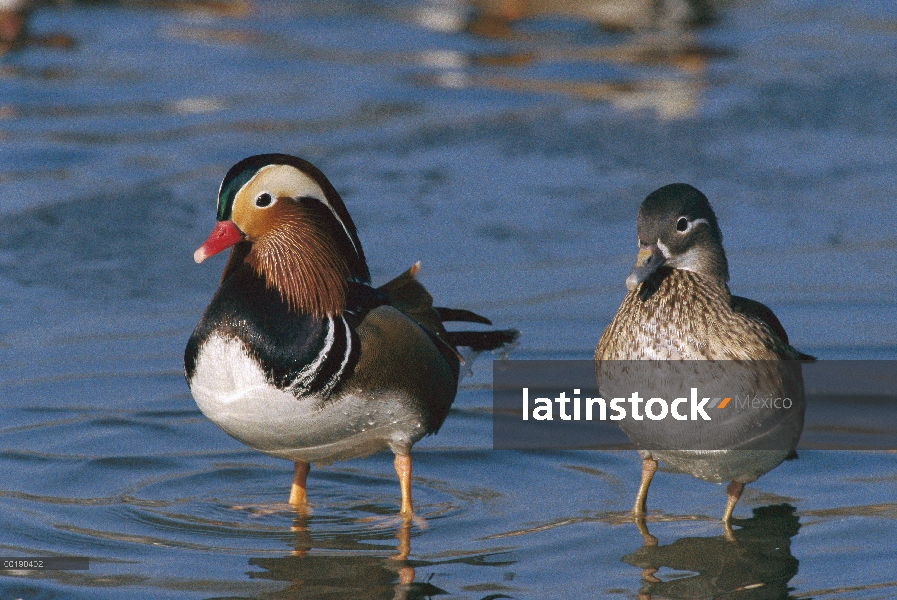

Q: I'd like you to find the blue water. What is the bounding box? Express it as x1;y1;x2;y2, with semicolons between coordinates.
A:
0;0;896;597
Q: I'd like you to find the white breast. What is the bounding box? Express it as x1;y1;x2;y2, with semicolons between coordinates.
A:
188;334;428;464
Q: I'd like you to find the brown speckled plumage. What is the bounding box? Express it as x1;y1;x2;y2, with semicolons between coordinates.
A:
595;183;809;524
596;267;802;362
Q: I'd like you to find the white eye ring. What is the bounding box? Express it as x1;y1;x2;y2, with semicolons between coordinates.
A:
254;192;276;208
676;217;708;234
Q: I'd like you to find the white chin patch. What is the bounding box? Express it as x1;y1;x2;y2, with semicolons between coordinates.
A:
668;247;710;275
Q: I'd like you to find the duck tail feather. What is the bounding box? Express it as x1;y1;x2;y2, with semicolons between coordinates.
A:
445;329;520;352
434;307;493;325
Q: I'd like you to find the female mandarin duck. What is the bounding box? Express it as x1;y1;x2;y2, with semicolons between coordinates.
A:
185;154;517;516
595;184;810;525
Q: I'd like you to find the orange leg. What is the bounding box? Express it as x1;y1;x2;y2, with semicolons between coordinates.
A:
288;460;310;509
632;457;657;517
394;453;413;518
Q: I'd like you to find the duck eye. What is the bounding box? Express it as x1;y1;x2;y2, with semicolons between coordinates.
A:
255;193;273;208
676;217;689;232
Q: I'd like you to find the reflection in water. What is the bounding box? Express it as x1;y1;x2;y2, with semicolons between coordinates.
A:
1;0;894;597
0;0;247;64
0;0;74;55
246;516;439;600
624;505;801;600
415;0;715;36
413;0;727;118
467;0;715;35
66;0;251;17
245;512;518;599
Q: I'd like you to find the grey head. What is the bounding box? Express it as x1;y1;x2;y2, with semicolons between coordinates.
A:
627;183;729;291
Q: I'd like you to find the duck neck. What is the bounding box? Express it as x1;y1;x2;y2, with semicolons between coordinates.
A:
243;228;350;319
669;244;729;290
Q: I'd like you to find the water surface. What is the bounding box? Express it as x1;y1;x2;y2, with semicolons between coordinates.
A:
0;0;896;597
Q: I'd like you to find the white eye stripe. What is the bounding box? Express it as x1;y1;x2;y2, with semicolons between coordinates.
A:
676;217;709;233
301;196;362;261
242;165;362;262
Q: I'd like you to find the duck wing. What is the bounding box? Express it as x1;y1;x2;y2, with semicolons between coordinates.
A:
731;295;815;361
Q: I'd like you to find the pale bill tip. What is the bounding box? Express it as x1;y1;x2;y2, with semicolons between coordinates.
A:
194;247;208;264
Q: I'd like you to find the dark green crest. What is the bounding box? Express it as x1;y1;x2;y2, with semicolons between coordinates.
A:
216;155;286;221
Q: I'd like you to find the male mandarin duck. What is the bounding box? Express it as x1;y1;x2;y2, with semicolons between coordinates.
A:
185;154;518;516
595;184;810;524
